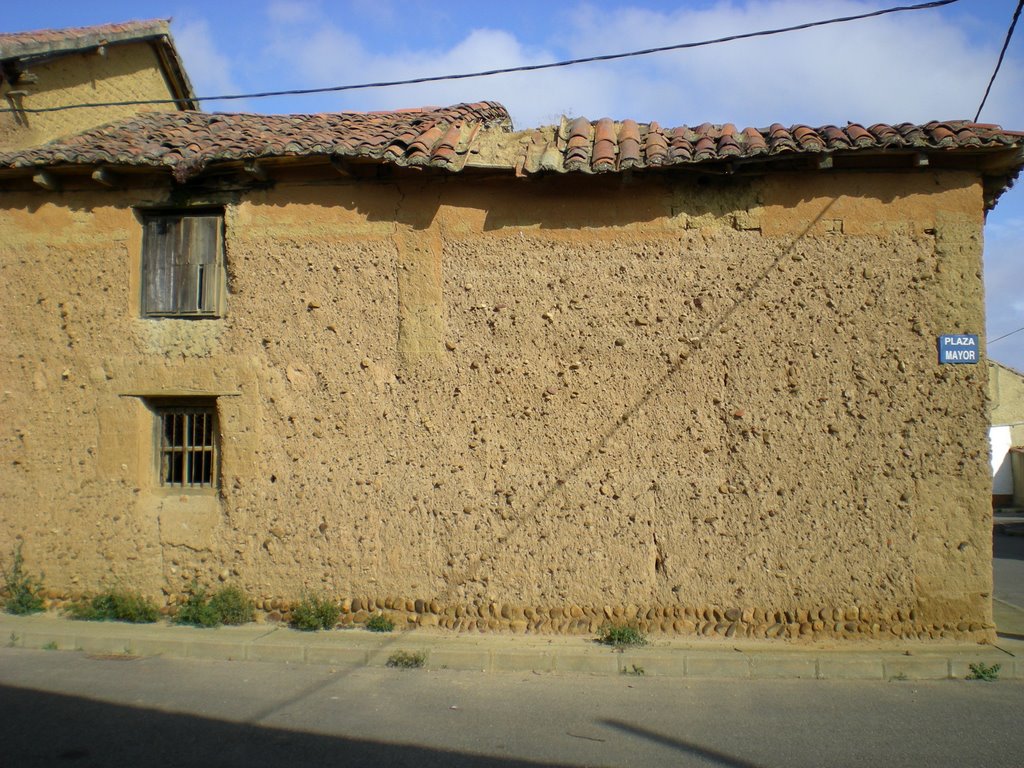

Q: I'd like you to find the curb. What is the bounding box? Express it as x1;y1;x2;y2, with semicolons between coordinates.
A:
2;614;1021;681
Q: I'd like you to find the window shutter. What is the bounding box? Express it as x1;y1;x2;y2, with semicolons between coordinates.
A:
142;212;222;316
142;216;176;315
190;215;221;314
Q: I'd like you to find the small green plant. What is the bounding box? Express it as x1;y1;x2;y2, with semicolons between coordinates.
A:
42;641;57;651
67;589;159;623
622;664;645;676
597;624;647;648
209;585;255;625
174;584;255;628
890;672;908;682
289;593;340;631
2;543;45;615
174;586;221;627
387;650;426;669
967;662;1000;682
365;612;395;632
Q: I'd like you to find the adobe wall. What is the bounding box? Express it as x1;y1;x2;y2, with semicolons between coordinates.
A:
989;361;1024;445
0;168;995;642
0;42;177;150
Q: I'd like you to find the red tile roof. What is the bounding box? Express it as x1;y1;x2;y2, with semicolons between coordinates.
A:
518;117;1024;174
0;19;172;59
0;19;197;110
0;103;1020;184
0;103;513;180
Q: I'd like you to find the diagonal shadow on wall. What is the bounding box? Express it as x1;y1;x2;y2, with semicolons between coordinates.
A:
425;196;838;606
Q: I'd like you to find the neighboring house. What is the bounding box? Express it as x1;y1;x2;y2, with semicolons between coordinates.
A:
989;360;1024;507
1;98;1022;643
0;20;196;151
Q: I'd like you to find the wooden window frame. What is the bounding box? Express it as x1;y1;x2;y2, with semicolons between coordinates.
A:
140;208;225;318
152;400;219;490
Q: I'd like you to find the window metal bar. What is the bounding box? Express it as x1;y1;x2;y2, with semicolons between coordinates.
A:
157;406;216;489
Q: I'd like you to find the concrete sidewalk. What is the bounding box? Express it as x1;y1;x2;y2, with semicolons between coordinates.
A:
2;610;1021;682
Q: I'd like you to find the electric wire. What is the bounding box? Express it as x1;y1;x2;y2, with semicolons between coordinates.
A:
975;0;1024;121
0;0;960;114
990;325;1024;344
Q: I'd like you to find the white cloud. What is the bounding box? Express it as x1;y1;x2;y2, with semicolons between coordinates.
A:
173;18;248;110
256;0;1024;131
179;0;1024;368
266;1;320;25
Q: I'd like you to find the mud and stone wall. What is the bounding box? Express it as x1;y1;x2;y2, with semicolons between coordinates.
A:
989;361;1024;445
0;167;995;642
0;42;178;150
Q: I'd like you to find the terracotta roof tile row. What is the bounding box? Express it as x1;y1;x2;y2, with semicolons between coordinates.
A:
0;103;513;181
0;103;1020;182
519;117;1024;174
0;19;172;60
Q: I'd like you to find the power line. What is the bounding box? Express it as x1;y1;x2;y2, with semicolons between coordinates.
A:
990;325;1024;344
975;0;1024;121
1;0;960;115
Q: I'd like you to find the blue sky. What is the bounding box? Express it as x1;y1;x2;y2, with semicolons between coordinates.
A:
8;0;1024;368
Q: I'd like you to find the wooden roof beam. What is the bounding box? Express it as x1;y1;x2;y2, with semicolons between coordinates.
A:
243;160;268;181
91;166;119;187
32;171;59;191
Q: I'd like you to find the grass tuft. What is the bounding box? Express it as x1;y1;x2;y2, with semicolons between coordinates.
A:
174;587;220;627
967;662;1000;682
387;650;426;669
365;612;395;632
2;543;45;616
175;584;255;628
596;624;647;648
67;589;159;623
289;593;340;631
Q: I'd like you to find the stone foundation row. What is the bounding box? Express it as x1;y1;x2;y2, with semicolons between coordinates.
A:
39;592;992;642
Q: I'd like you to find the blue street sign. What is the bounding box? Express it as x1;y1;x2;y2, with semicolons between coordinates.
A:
937;334;979;364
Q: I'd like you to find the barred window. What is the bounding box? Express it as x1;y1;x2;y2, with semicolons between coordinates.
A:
156;404;218;488
141;210;224;317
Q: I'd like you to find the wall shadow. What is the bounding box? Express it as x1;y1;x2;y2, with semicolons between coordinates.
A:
993;531;1024;562
0;682;577;768
600;719;767;768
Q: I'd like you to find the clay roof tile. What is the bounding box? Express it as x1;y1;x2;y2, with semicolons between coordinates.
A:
792;125;824;151
565;116;594;170
820;125;852;148
644;122;669;166
2;104;1020;183
618;119;642;168
592;118;618;171
741;127;768;155
844;123;873;146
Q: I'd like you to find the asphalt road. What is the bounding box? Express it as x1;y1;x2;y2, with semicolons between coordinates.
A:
0;647;1021;768
994;529;1024;609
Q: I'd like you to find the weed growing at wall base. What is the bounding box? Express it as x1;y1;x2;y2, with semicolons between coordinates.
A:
174;584;255;627
174;587;220;627
289;593;340;631
366;612;395;632
209;585;255;625
2;543;45;615
597;624;647;648
67;589;159;623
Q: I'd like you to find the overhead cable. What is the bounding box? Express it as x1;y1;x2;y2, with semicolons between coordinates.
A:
989;324;1024;344
974;0;1024;122
0;0;960;114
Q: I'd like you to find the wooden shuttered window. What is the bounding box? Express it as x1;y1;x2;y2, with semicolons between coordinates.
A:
141;212;223;317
